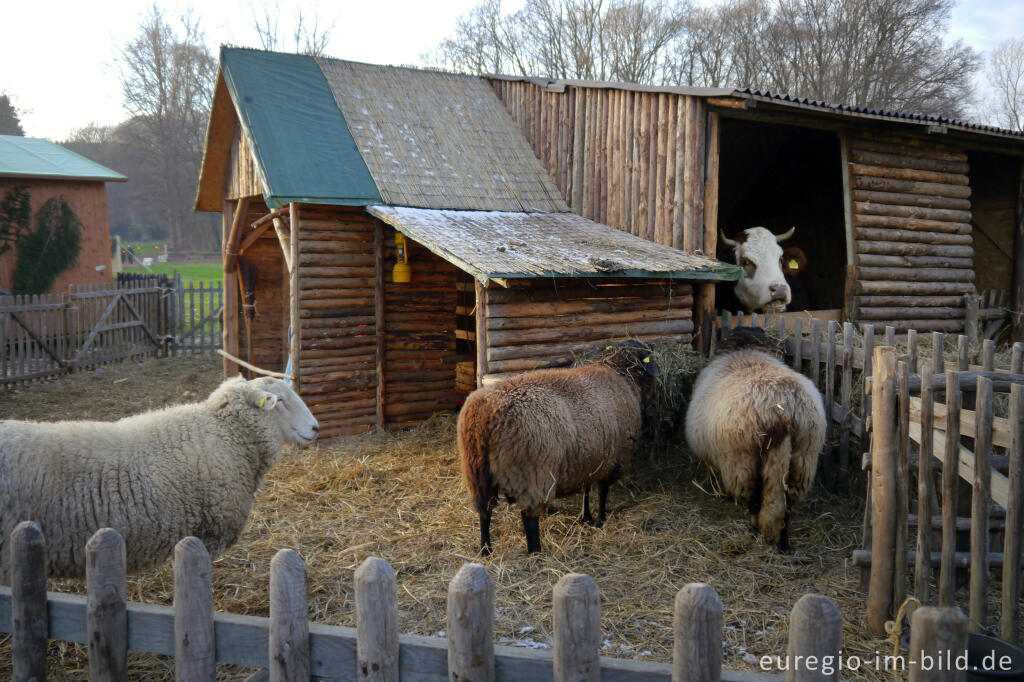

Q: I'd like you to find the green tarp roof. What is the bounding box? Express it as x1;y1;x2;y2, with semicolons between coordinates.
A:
219;48;380;208
0;135;126;182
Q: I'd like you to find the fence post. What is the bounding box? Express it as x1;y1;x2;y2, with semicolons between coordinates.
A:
672;583;722;682
868;345;898;634
940;372;961;607
916;366;935;604
12;521;47;682
87;528;127;681
791;317;803;372
447;563;494;682
269;549;309;682
895;360;910;615
964;293;980;349
838;322;854;494
553;573;601;682
1004;384;1024;643
356;557;399;682
907;606;968;682
970;376;993;632
174;536;215;682
786;594;842;682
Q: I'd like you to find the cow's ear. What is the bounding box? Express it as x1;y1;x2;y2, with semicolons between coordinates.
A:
782;247;806;275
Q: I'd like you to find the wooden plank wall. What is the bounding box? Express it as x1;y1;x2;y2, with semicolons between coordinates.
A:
295;207;378;439
482;279;694;383
489;80;707;252
226;124;263;201
847;133;975;333
382;234;460;427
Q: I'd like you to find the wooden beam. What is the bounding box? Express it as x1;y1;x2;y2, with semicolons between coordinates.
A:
289;203;301;393
223;201;240;377
475;280;488;388
217;350;292;380
695;109;720;354
237;221;274;257
374;221;386;432
223;196;251;273
274;219;292;272
1013;159;1024;342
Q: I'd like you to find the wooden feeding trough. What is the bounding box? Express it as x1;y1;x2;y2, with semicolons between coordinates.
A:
195;48;741;438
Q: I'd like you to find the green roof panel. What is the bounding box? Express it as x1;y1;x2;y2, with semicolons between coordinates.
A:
220;48;381;208
0;135;126;181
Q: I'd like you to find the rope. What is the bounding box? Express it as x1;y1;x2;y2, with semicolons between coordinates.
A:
884;596;921;681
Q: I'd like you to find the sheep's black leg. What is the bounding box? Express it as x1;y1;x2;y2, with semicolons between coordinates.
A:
479;508;493;556
580;488;594;525
596;479;611;527
521;511;542;554
778;512;792;554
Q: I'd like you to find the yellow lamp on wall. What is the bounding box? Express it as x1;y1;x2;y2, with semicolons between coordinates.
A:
392;232;412;283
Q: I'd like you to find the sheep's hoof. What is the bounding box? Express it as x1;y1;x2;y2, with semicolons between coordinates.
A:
580;512;595;526
776;541;793;555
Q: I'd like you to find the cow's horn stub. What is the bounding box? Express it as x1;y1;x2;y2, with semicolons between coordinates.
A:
720;230;737;247
775;226;796;242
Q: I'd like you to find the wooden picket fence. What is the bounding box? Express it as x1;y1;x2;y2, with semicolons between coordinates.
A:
2;522;985;682
0;278;224;387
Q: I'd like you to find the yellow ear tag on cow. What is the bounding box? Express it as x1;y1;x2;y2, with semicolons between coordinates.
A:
788;259;798;271
259;397;266;407
606;345;613;350
643;357;650;363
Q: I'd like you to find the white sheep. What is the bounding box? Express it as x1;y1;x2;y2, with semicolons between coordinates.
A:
0;376;318;579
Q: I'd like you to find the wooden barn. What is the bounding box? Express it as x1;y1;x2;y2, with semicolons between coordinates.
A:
486;77;1024;336
195;48;741;438
0;135;125;292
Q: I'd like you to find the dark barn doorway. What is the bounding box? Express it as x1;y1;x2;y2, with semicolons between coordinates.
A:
714;118;848;314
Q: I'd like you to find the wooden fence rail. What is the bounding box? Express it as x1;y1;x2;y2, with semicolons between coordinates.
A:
0;524;908;681
0;277;223;387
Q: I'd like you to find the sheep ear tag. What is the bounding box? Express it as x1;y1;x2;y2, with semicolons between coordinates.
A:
254;392;279;410
642;356;660;377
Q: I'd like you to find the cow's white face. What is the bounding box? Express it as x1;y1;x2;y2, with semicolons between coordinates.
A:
722;226;795;313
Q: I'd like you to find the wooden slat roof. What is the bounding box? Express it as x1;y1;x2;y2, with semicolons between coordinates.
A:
367;206;743;284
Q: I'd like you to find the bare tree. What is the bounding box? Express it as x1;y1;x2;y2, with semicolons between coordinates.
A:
249;0;335;56
118;4;218;251
986;37;1024;131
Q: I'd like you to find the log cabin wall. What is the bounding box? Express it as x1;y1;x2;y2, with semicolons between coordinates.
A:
295;206;378;438
480;279;694;383
846;133;975;333
489;80;709;253
225;124;263;201
382;233;460;427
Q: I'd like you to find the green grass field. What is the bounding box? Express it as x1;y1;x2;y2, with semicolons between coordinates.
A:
123;261;223;286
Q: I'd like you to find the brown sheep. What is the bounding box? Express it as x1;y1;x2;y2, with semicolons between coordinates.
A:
457;342;659;555
684;327;825;551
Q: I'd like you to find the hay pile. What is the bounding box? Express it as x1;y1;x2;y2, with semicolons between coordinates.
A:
0;351;895;680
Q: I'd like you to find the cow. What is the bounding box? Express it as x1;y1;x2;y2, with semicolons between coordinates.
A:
720;226;797;313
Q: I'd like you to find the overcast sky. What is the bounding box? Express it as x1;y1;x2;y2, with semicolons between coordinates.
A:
3;0;1022;141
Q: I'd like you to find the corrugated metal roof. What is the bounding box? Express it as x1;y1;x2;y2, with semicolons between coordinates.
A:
0;135;126;182
317;59;568;212
367;205;743;283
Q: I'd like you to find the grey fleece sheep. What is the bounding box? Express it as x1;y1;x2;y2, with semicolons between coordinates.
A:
685;327;825;551
0;376;318;579
458;342;659;555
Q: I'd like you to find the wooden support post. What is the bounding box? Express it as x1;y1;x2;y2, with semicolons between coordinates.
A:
907;607;968;682
970;376;993;632
223;201;240;377
839;322;854;493
916;367;935;604
965;293;980;347
355;557;398;682
1012;159;1024;343
269;549;309;682
11;521;47;682
786;594;842;682
223;196;251;274
940;373;961;607
868;346;898;634
447;563;494;682
673;583;722;682
475;280;488;387
87;528;127;681
1004;384;1024;643
553;573;600;682
174;536;215;682
288;204;300;393
895;360;910;613
374;222;386;432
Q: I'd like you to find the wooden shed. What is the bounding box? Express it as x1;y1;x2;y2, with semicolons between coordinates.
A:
486;77;1024;336
0;135;125;292
195;48;740;438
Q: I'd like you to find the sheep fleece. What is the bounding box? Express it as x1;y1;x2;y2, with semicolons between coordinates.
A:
685;349;826;541
0;380;286;579
459;364;641;515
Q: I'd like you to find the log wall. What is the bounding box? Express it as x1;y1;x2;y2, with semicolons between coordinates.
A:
847;133;975;332
481;279;694;383
489;80;708;253
295;206;378;438
226;124;263;201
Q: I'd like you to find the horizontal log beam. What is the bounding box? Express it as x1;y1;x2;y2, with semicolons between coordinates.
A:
857;267;974;283
854;214;970;234
486;283;691;305
852;175;971;198
859;319;965;333
849;149;969;175
487;319;694;346
856;227;972;245
856;254;973;269
849;162;968;186
488;296;692;318
855;280;975;295
851;189;971;211
856;307;965;320
854;295;964;308
853;201;971;223
856;240;973;257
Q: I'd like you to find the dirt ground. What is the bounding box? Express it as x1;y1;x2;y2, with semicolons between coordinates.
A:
0;355;892;680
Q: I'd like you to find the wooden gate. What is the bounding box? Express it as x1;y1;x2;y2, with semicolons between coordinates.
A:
0;294;70;386
69;284;166;371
